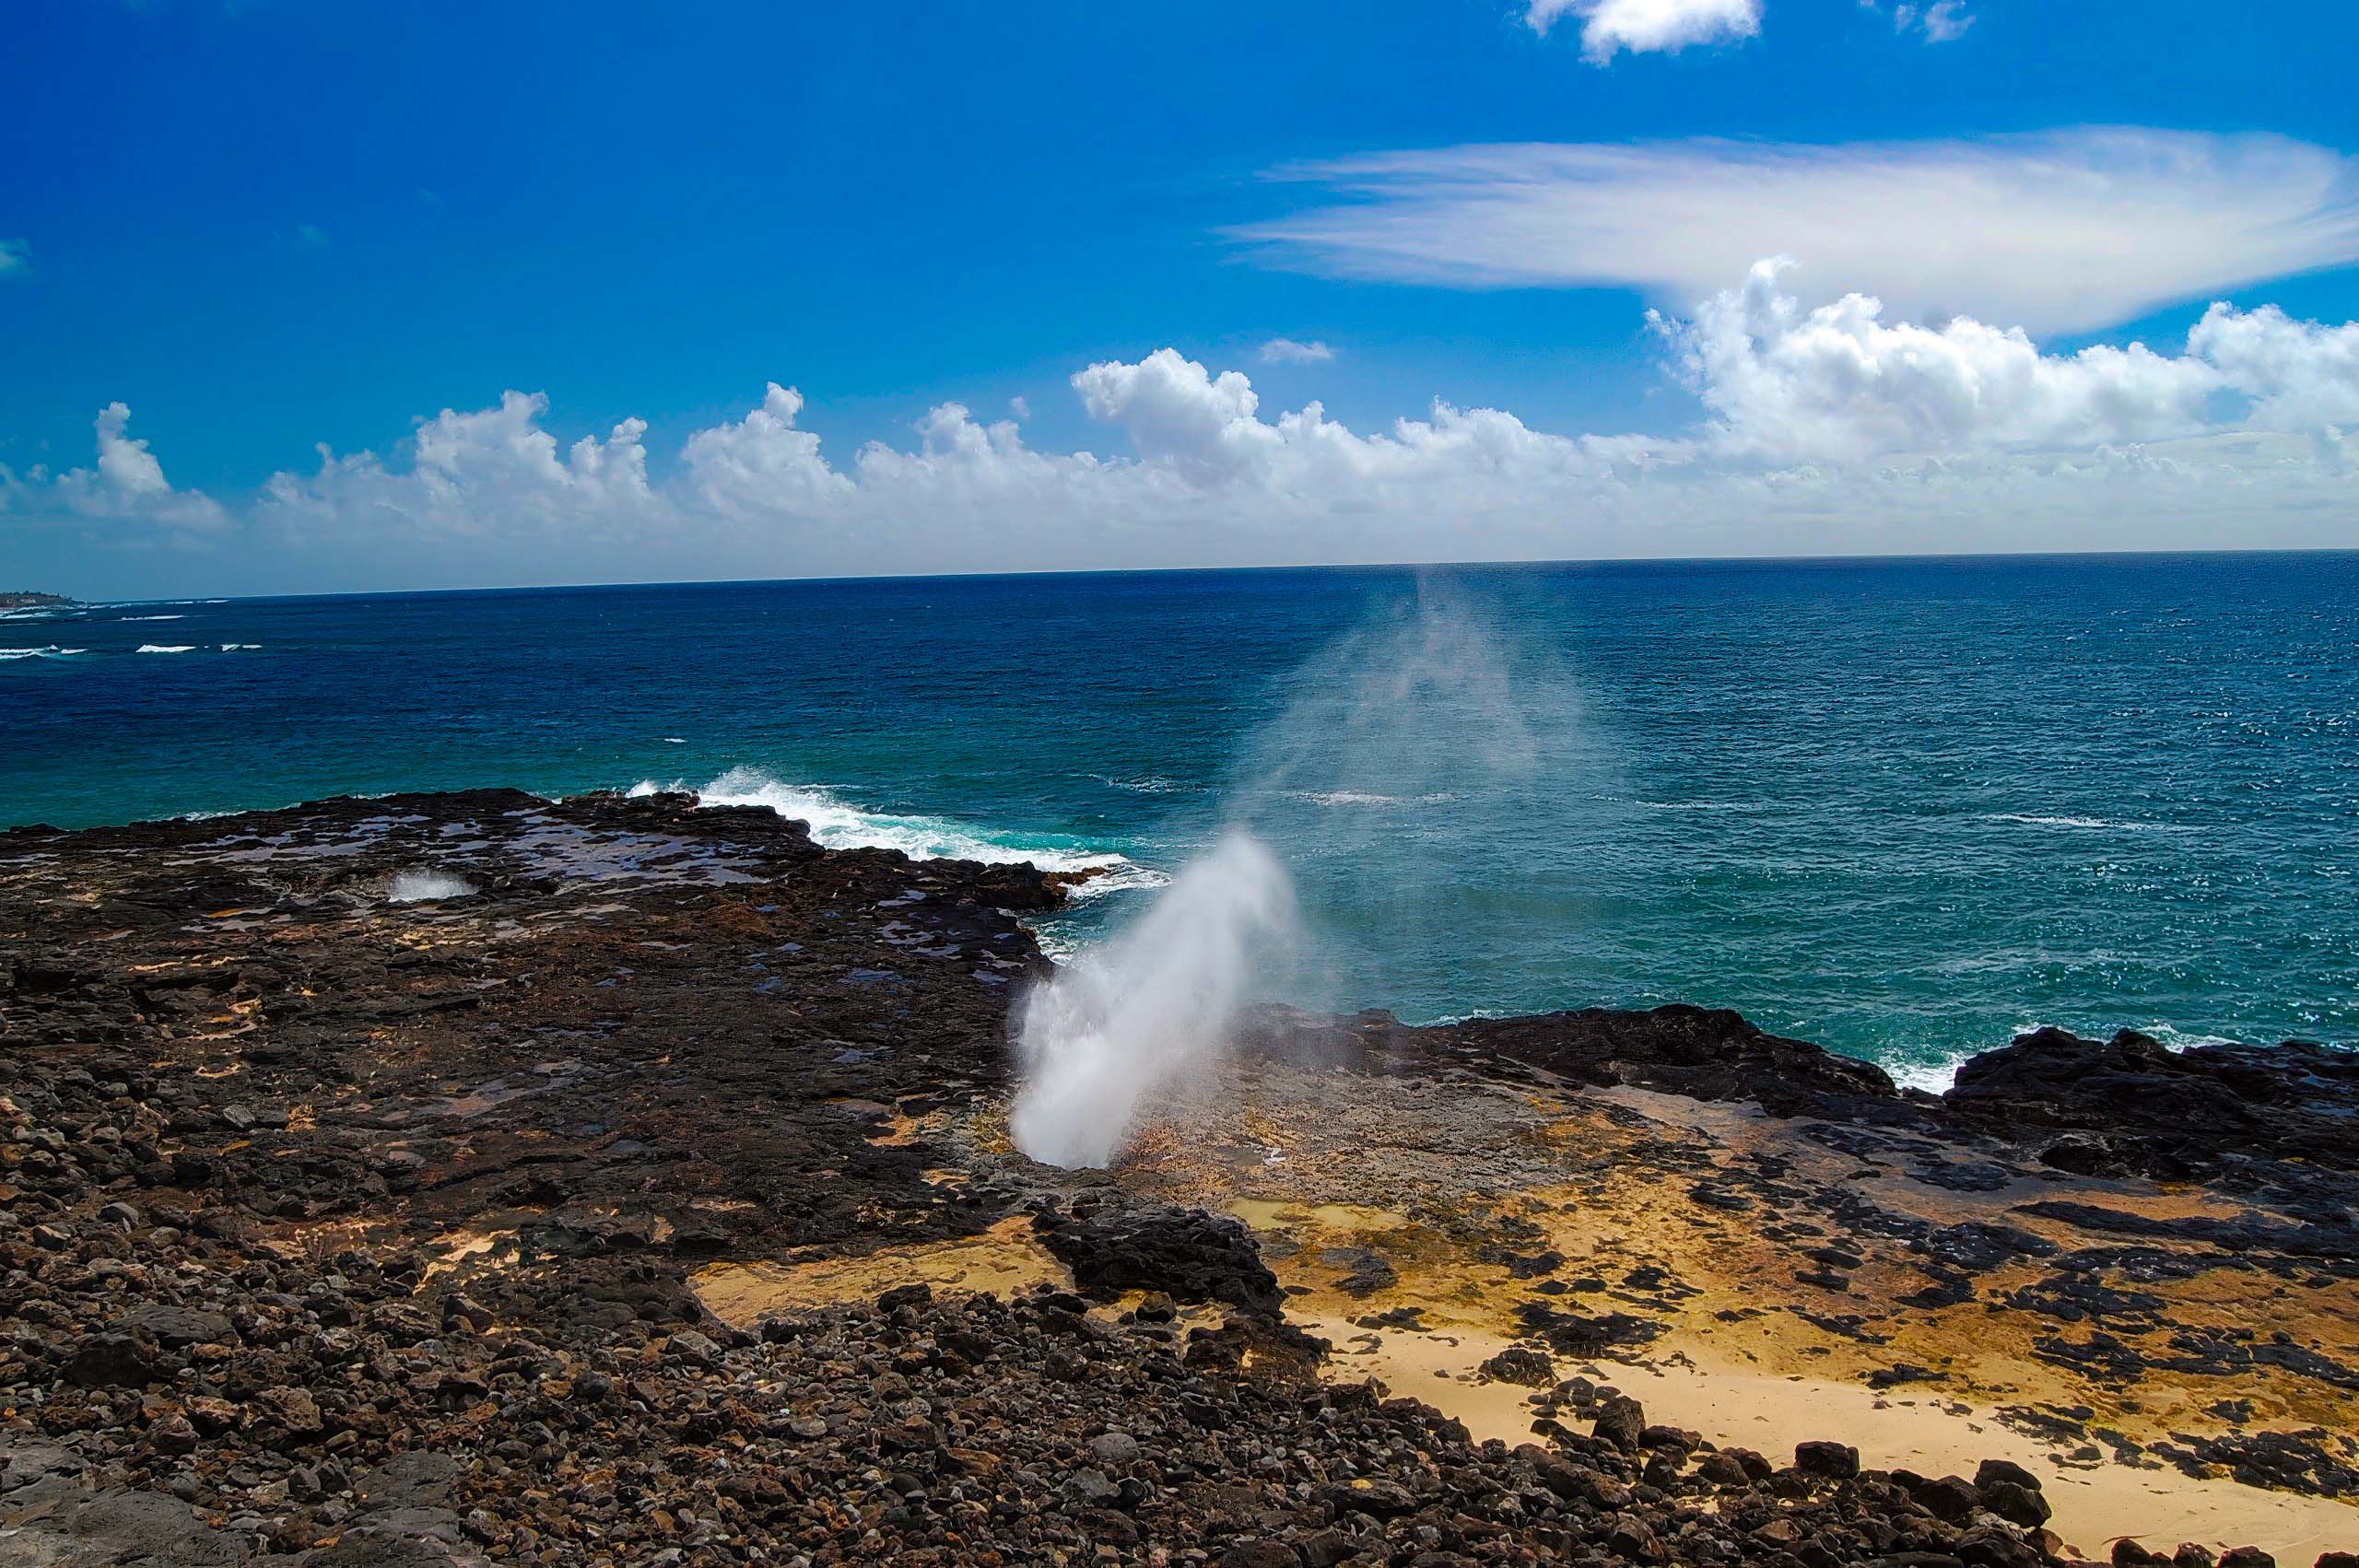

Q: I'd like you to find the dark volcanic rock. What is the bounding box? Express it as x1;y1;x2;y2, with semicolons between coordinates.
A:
1405;1003;1903;1116
1946;1026;2359;1177
1034;1198;1286;1315
3;787;2322;1568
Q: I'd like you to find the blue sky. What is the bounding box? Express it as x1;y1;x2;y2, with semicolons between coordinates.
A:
5;1;2357;596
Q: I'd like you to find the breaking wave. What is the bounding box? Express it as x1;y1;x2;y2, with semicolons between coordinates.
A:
121;614;184;622
0;646;87;661
636;766;1166;895
136;644;197;654
1888;1055;1968;1095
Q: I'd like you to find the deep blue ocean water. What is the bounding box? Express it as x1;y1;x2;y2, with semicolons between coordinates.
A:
6;553;2355;1084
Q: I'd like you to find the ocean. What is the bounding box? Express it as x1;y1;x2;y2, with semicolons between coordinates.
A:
6;552;2354;1086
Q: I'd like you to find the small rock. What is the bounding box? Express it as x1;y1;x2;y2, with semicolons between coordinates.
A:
147;1412;199;1455
1218;1545;1303;1568
1795;1440;1860;1479
1060;1468;1120;1507
664;1328;722;1365
1088;1431;1142;1467
1592;1394;1645;1453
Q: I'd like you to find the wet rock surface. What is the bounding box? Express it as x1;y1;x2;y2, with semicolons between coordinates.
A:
4;790;2353;1564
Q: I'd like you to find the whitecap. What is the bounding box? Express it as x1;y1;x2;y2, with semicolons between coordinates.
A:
1981;813;2181;833
121;614;184;622
663;766;1150;881
219;643;261;651
136;644;197;654
1283;790;1400;807
1;645;86;661
1089;774;1202;796
663;737;687;744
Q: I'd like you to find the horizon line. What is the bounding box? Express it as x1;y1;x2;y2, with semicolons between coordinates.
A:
33;542;2359;607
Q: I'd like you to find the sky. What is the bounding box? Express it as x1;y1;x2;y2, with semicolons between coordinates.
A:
4;0;2357;598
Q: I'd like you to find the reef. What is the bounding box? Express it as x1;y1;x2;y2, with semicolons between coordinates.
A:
2;789;2353;1565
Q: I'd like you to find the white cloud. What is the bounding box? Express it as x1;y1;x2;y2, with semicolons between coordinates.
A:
1239;129;2359;335
1526;0;1761;64
25;404;228;532
1009;394;1031;419
1866;1;1973;42
2187;301;2359;431
7;265;2358;593
1660;259;2219;462
261;391;658;542
1259;337;1336;365
0;240;28;278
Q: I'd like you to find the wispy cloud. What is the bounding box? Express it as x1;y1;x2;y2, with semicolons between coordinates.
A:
1865;0;1974;42
1525;0;1762;64
0;240;30;278
1236;129;2359;336
1258;337;1336;365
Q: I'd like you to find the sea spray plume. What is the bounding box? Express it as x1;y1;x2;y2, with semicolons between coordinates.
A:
1228;579;1613;1019
1009;833;1296;1168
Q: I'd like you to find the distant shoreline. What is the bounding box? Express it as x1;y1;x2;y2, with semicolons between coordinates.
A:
0;591;73;612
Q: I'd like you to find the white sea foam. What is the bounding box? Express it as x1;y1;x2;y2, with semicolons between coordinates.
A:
219;643;260;651
649;766;1155;885
663;737;687;744
1011;833;1295;1168
0;645;86;660
1890;1056;1967;1095
387;869;476;904
1981;813;2182;833
121;614;184;622
136;644;197;654
1283;789;1401;808
2140;1023;2245;1051
1091;774;1201;796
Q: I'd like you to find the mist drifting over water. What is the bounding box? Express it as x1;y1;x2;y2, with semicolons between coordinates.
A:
1010;582;1601;1167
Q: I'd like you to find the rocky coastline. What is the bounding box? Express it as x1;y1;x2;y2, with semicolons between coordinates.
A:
3;789;2353;1566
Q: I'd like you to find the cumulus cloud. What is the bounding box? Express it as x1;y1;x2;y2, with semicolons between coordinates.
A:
1239;129;2359;335
2188;301;2359;431
680;383;851;521
1660;260;2218;462
1259;337;1336;365
12;404;228;532
1525;0;1761;63
260;391;657;543
6;265;2358;593
1866;1;1973;42
0;240;29;278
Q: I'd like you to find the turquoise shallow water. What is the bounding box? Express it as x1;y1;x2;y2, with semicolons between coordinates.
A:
6;553;2355;1083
